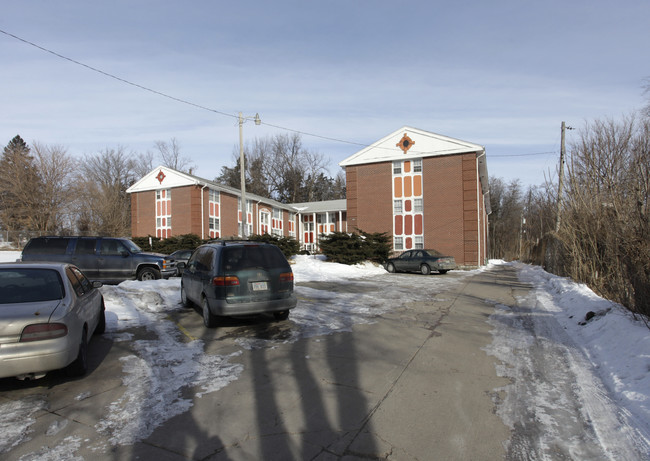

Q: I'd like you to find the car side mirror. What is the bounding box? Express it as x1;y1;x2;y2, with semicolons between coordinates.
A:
92;281;103;288
120;251;129;258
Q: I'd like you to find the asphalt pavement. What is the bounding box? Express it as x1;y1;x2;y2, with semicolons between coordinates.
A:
0;266;525;460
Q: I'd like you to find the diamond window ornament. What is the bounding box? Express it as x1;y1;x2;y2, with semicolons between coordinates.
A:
397;133;415;153
156;170;166;184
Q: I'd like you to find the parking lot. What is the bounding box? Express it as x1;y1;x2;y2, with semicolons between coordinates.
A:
1;260;517;460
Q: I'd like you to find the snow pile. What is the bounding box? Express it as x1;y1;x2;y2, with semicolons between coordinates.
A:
516;262;650;430
291;254;386;282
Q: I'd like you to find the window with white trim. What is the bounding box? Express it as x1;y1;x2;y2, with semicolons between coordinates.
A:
288;212;296;237
208;189;220;238
394;199;402;213
156;189;172;238
394;236;404;250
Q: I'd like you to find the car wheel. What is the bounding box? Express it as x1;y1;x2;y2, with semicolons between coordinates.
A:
386;263;396;273
66;328;88;377
202;297;218;328
181;284;192;308
94;300;106;335
273;310;290;321
438;270;448;275
420;264;431;275
137;267;161;281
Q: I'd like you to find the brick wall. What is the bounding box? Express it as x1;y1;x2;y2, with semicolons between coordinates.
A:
346;153;484;267
462;155;479;266
130;191;155;237
220;193;240;237
346;162;393;234
422;155;466;263
170;186;199;236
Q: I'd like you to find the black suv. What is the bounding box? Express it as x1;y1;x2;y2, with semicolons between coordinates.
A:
21;236;175;283
181;241;297;327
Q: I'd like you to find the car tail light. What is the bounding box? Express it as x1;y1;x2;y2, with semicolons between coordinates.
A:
212;276;240;286
279;272;294;283
20;323;68;342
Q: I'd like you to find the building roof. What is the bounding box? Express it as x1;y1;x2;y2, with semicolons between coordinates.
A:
126;166;295;211
339;126;485;167
289;199;347;214
126;166;345;214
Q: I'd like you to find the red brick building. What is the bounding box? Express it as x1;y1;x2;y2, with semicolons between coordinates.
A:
127;126;490;267
126;168;346;250
340;126;490;267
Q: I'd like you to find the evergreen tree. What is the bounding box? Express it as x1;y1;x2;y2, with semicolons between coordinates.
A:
0;135;43;232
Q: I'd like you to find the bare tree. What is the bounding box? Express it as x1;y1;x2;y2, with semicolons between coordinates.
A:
132;150;155;179
153;138;195;173
488;177;523;260
559;115;650;318
216;133;335;203
32;143;76;233
74;147;138;236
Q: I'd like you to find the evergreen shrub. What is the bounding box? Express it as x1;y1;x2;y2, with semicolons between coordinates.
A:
248;233;300;259
318;230;391;265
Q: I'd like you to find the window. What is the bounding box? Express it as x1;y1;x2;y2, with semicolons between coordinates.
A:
415;236;424;249
394;237;403;250
393;161;401;175
414;198;423;212
74;239;97;255
394;200;402;213
100;239;127;256
156;189;172;238
288;212;296;237
413;159;422;173
208;190;220;238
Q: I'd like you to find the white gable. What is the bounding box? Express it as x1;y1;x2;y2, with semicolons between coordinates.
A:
126;166;198;193
339;126;484;167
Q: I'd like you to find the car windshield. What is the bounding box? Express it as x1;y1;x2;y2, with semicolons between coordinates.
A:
424;249;444;257
0;268;65;304
122;239;142;254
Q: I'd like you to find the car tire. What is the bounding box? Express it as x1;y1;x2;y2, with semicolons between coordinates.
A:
66;328;88;377
181;284;192;308
137;267;161;281
386;263;396;273
202;297;218;328
420;264;431;275
94;300;106;335
273;310;290;321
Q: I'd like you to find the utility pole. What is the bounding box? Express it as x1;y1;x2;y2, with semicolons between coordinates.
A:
555;121;573;232
238;112;261;238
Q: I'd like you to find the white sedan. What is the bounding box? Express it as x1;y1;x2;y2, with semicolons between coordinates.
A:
0;262;105;380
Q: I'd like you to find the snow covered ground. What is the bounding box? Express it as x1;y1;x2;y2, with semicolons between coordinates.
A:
0;251;649;459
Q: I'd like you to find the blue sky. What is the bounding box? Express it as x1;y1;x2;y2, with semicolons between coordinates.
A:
1;1;648;187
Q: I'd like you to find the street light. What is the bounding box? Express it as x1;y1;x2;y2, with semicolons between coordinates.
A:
238;112;261;238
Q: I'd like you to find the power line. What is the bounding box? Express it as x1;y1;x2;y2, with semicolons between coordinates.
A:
0;28;237;120
490;151;557;158
1;28;563;160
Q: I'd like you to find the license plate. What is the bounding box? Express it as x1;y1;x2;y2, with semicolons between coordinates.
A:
251;281;268;291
